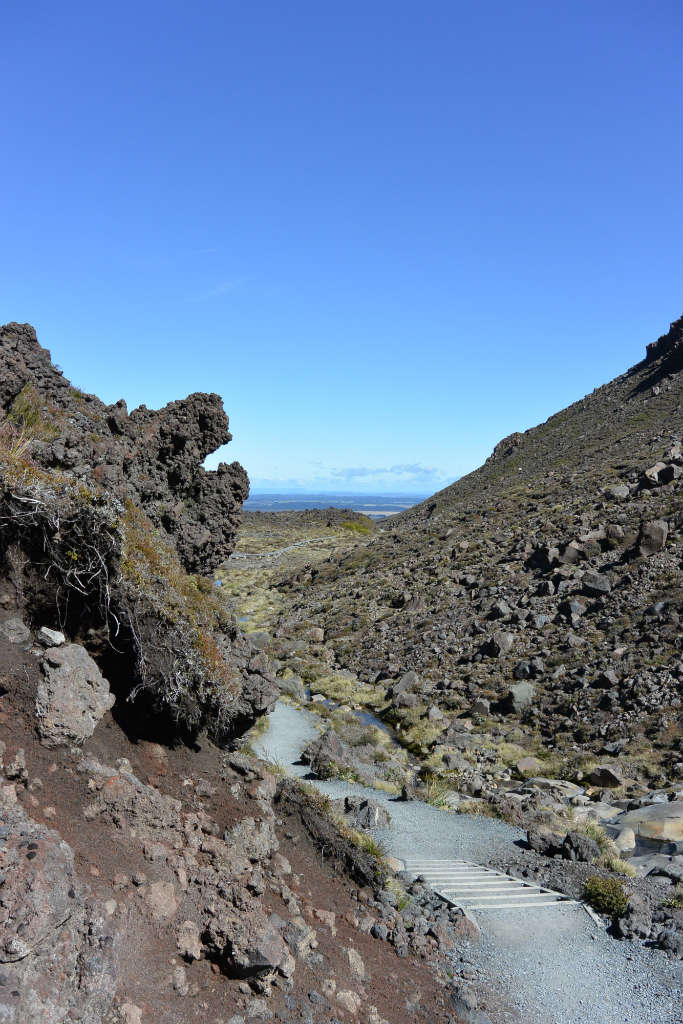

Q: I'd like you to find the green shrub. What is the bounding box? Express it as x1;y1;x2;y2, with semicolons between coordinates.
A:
340;519;373;535
583;876;628;918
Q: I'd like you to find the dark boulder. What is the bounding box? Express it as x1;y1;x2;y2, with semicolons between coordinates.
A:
582;571;611;597
616;894;652;941
300;728;357;779
638;519;669;557
561;831;600;863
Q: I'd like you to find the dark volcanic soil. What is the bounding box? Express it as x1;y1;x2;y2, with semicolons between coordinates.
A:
0;631;480;1024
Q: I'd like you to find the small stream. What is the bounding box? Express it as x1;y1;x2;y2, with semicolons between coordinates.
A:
310;695;401;746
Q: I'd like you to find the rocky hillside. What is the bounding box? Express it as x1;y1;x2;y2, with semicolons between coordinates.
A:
278;317;683;787
0;324;482;1024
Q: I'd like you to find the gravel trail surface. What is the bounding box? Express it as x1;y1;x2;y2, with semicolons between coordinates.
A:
254;701;682;1024
227;537;330;567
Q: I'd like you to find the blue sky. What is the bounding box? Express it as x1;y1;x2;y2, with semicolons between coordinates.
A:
2;1;680;494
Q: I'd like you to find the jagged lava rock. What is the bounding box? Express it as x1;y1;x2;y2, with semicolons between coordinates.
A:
0;322;247;573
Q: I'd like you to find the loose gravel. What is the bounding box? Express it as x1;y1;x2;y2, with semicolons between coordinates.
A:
254;701;682;1024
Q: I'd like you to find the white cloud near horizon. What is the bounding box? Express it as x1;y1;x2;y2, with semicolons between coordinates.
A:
203;450;454;494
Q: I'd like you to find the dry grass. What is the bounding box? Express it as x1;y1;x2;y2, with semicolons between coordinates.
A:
121;500;241;707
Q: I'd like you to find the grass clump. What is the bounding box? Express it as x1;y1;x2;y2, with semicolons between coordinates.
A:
569;821;634;874
420;769;457;809
385;875;411;911
600;855;636;878
583;876;629;918
401;717;445;755
0;387;62;486
456;799;501;819
662;886;683;910
8;384;60;440
346;828;386;860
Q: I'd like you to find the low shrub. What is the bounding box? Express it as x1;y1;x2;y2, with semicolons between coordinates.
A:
340;519;373;535
583;876;629;918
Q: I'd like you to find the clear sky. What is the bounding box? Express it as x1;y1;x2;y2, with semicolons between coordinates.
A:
2;1;681;494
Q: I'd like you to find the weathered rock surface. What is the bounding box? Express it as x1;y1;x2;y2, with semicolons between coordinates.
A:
35;643;115;747
0;617;30;645
615;802;683;845
0;796;118;1023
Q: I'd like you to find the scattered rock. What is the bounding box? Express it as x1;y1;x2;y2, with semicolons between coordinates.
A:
336;989;362;1014
486;631;514;657
177;920;202;961
37;626;65;647
501;682;535;714
346;947;366;980
145;880;178;920
639;519;669;556
586;765;623;788
0;616;30;645
582;571;611;597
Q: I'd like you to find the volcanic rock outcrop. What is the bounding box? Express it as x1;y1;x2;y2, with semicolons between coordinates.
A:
0;321;276;741
0;322;247;573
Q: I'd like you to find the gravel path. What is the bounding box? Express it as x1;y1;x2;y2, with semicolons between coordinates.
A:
227;537;330;567
254;702;683;1024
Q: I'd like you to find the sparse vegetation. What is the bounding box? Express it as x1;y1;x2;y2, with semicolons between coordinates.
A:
663;886;683;910
121;499;243;726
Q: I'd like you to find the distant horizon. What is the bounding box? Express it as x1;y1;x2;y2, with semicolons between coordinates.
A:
245;488;433;497
243;490;429;517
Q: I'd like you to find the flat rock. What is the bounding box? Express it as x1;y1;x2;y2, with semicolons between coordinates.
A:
522;777;583;799
615;801;683;843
